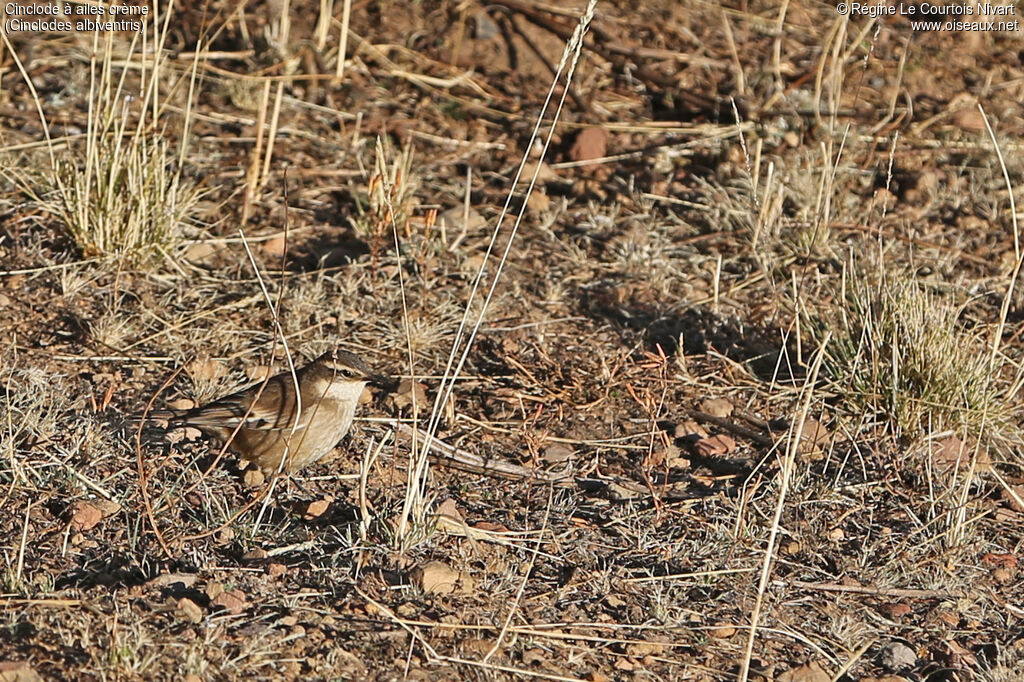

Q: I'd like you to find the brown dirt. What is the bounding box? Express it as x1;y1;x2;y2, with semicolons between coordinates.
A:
2;1;1024;680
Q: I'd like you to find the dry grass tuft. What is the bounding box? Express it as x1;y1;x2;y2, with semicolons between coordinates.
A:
40;131;199;265
353;138;420;266
2;24;200;268
3;1;1024;678
2;363;69;451
808;263;1022;452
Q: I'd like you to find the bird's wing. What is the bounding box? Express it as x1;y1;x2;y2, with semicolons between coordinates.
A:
181;376;303;431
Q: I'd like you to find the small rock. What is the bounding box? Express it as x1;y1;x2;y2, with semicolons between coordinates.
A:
183;242;217;263
692;434;736;457
69;502;103;531
439;206;487;232
411;561;460;594
952;107;985;132
874;187;898;207
176;597;204;624
700;397;733;418
186;357;227;381
878;602;912;619
433;498;464;524
915;169;940;192
674;420;707;439
797;417;829;456
568;127;608;162
709;625;737;638
878;641;917;670
303;497;332;519
391;379;429;412
625;641;665;656
993;567;1013;584
210;590;248;614
146;573;198;589
526;191;551;214
542;444;574;464
520;161;559;184
262;235;288;257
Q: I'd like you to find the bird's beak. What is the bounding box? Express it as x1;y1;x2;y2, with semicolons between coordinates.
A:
367;373;397;391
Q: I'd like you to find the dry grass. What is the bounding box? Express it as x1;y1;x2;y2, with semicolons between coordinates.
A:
1;0;1024;680
1;26;202;268
807;262;1023;450
42;130;199;265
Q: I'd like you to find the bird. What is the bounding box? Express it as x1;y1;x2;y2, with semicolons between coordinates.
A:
152;350;387;474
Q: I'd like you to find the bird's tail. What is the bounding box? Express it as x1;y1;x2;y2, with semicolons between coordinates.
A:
126;408;182;425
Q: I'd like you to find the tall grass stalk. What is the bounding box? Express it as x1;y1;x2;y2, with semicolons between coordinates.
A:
1;7;200;267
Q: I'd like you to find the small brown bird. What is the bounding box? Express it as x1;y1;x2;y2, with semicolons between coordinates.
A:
156;350;386;473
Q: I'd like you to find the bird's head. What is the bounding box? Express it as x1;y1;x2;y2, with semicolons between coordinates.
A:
317;350;392;389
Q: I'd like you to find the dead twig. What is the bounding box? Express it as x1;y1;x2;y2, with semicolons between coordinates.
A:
777;579;958;600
